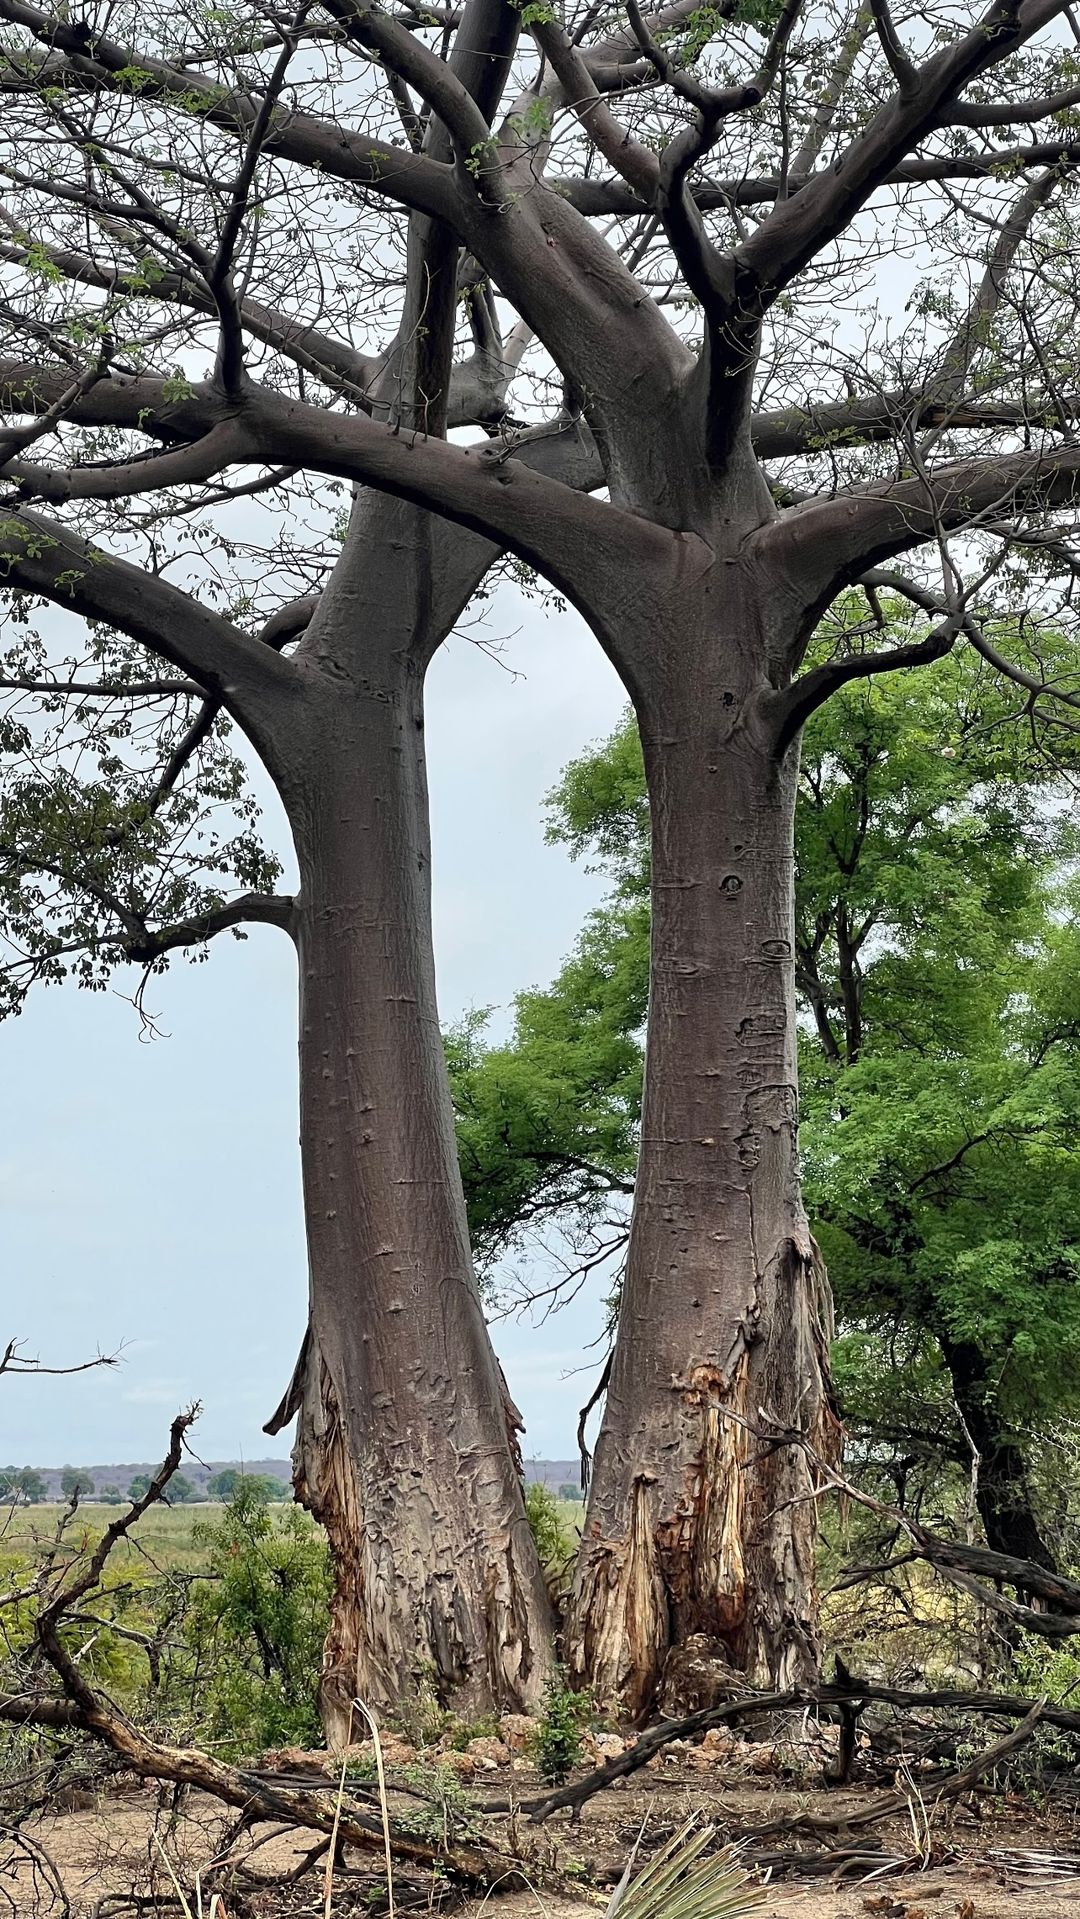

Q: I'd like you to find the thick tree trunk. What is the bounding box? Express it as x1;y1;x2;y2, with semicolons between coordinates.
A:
941;1337;1056;1571
566;676;837;1715
265;570;553;1741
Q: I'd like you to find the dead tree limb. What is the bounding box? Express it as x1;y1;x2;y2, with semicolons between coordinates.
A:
743;1702;1045;1841
0;1411;513;1890
521;1682;1080;1822
729;1408;1080;1635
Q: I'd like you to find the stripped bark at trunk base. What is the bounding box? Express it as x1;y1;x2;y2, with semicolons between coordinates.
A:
565;664;839;1716
569;1240;836;1717
272;1328;548;1747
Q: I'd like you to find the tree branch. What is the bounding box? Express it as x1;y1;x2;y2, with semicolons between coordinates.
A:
725;0;1071;337
0;509;294;719
0;0;460;224
554;136;1080;213
529;15;660;200
319;0;495;169
764;438;1080;611
122;893;295;962
769;612;962;753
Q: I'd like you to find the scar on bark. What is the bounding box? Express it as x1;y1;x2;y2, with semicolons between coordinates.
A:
266;1330;371;1750
569;1473;668;1718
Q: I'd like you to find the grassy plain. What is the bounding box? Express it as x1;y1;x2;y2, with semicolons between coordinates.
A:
0;1499;230;1573
0;1495;586;1573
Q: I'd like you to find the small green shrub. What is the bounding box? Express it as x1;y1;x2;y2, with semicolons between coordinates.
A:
394;1658;452;1748
444;1712;500;1750
529;1668;590;1783
398;1760;485;1844
525;1482;573;1570
183;1481;331;1757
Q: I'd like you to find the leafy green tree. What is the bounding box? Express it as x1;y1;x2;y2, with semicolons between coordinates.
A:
165;1472;199;1505
0;1465;44;1503
59;1467;93;1500
243;1475;287;1505
207;1471;281;1505
524;1482;574;1574
450;622;1080;1568
127;1475;151;1502
98;1484;123;1505
186;1481;331;1757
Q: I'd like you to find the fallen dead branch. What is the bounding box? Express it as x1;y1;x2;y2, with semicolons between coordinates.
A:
0;1824;71;1917
520;1693;803;1821
519;1679;1077;1822
0;1410;512;1891
742;1700;1045;1842
732;1407;1080;1638
743;1846;911;1879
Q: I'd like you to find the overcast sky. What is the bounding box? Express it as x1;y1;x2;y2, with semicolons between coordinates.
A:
1;583;627;1472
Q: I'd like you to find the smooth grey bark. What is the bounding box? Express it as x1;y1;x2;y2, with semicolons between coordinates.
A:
563;467;838;1714
264;492;555;1742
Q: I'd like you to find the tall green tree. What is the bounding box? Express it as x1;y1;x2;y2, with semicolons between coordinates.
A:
450;616;1080;1570
59;1467;94;1500
0;1466;45;1503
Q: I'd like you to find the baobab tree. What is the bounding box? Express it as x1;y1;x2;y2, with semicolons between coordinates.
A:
2;0;1080;1720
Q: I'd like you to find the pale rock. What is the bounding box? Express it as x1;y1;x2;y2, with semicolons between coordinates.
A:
499;1714;533;1752
466;1737;511;1767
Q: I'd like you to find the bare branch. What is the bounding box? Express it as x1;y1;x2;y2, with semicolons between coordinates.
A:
770;610;962;754
766;439;1080;607
208;10;311;393
0;508;294;712
0;0;460;223
725;0;1073;335
530;15;660;200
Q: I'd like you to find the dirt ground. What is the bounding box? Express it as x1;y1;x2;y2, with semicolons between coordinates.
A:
10;1752;1080;1917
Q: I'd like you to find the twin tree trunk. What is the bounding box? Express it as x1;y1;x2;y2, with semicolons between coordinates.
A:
567;608;838;1716
263;518;554;1745
257;487;837;1730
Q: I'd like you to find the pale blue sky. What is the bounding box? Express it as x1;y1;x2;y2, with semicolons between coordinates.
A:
1;588;625;1471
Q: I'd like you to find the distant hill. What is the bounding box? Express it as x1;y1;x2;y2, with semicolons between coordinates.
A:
14;1457;580;1499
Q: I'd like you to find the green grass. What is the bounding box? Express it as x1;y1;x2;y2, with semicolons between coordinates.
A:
0;1495;585;1575
0;1500;226;1572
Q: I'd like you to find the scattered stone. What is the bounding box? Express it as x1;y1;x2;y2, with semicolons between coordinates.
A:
439;1750;476;1779
498;1713;533;1752
583;1731;626;1762
685;1726;738;1770
749;1744;779;1774
260;1746;328;1773
465;1737;510;1768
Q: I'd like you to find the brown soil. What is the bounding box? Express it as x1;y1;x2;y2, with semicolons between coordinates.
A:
11;1756;1080;1919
